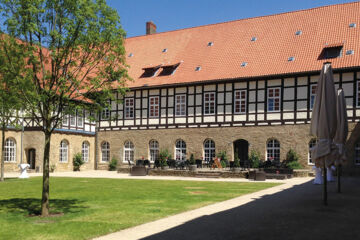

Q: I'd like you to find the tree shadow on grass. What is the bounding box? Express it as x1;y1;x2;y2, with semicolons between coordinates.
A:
0;198;86;216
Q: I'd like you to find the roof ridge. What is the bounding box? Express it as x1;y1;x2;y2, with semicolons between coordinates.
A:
126;1;359;40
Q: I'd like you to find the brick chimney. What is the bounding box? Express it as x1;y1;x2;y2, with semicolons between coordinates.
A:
146;21;156;35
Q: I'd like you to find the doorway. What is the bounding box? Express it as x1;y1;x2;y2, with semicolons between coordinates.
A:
28;149;36;170
233;139;249;167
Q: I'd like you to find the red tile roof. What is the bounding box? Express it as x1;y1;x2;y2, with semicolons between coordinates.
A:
124;2;360;88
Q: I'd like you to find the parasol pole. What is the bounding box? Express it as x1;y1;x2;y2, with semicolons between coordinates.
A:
323;162;327;205
337;164;341;193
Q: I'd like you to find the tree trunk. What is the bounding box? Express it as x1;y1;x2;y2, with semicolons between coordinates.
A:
0;123;5;182
41;130;52;216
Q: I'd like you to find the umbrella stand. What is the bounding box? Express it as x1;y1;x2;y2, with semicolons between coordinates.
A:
337;165;341;193
323;164;327;206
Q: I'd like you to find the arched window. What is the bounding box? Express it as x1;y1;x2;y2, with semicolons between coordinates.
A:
149;140;159;162
124;141;134;163
4;138;16;162
101;142;110;162
308;139;317;165
59;140;68;162
82;141;90;162
266;139;280;162
355;142;360;165
175;140;186;161
204;139;215;163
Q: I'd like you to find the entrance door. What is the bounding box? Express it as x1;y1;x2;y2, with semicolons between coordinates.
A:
28;149;36;169
233;139;249;167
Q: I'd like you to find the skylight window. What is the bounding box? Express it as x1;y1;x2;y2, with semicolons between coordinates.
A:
319;45;343;59
349;23;356;28
158;63;180;76
207;42;214;46
251;37;257;42
140;66;161;78
195;66;201;71
346;50;354;55
295;30;302;36
128;53;133;57
241;62;248;67
162;48;167;53
288;57;295;62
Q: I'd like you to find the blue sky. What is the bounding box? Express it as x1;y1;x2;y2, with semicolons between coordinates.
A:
107;0;357;38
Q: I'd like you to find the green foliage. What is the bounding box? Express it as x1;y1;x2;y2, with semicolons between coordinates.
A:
286;161;303;169
50;164;56;173
216;150;228;164
73;153;84;171
249;149;261;168
108;157;118;171
159;149;171;167
189;154;196;165
233;153;241;168
220;160;227;168
286;149;299;163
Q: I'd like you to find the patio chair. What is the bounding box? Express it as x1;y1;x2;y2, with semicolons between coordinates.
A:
154;160;160;169
127;159;135;167
143;159;151;168
195;159;202;168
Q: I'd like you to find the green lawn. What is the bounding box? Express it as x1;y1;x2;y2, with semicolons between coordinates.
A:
0;177;280;240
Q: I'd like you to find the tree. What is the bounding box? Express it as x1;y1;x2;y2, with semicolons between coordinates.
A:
0;0;129;216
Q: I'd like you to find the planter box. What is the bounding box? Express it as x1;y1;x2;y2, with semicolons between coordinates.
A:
189;165;197;172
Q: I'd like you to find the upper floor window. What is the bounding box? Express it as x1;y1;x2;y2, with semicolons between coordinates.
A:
355;142;360;165
59;140;68;162
4;138;16;162
234;90;247;113
266;139;280;163
149;96;159;117
69;114;76;126
140;66;160;78
82;141;90;162
204;139;215;163
319;46;343;60
310;84;317;110
308;139;317;165
175;94;186;116
125;98;134;119
77;110;84;128
63;115;69;126
149;140;159;162
124;141;134;163
204;92;215;115
175;139;186;161
101;142;110;162
101;107;110;120
267;88;280;112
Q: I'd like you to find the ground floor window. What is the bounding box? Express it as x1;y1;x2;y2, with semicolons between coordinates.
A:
124;141;134;163
101;142;110;162
204;139;215;163
149;140;159;162
308;139;317;165
4;138;16;162
175;140;186;161
59;140;68;162
266;139;280;162
82;141;90;162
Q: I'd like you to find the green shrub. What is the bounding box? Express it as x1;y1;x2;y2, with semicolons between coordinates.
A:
286;149;299;163
233;153;241;168
189;154;196;165
220;160;227;168
159;149;171;167
249;149;261;168
217;150;229;165
108;157;118;171
73;153;84;171
287;161;303;169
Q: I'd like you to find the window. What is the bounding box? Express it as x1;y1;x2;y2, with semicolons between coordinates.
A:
204;92;215;115
149;140;159;162
207;41;214;46
266;139;280;163
234;90;246;113
82;141;90;162
4;138;16;162
295;30;302;35
77;110;84;128
69;114;76;126
63;115;69;126
251;37;257;42
175;94;186;116
310;84;317;110
204;139;215;163
195;66;201;71
355;142;360;165
267;88;280;112
319;46;343;59
175;140;186;161
346;50;354;55
101;107;110;120
124;141;134;163
308;139;317;165
140;66;160;78
158;64;179;76
125;98;134;119
149;96;159;117
241;62;248;67
288;57;295;62
59;140;68;162
101;142;110;162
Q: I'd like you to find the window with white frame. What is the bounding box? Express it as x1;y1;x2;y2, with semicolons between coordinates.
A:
204;92;215;115
63;115;69;126
124;141;134;163
204;139;215;163
310;84;317;110
355;142;360;165
69;114;76;126
308;139;317;165
4;138;16;162
125;98;134;119
82;141;90;162
175;139;186;161
77;110;84;128
59;140;68;162
267;88;280;112
101;142;110;162
266;139;280;162
149;96;159;117
101;107;110;120
175;94;186;116
234;90;247;113
149;140;159;162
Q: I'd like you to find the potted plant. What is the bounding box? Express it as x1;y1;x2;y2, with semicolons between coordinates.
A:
233;153;241;173
109;157;118;171
188;154;197;172
73;153;84;171
159;149;170;170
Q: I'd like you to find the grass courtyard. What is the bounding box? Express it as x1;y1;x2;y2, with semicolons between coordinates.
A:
0;177;280;240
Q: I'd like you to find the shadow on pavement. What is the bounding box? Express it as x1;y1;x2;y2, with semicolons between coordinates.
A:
142;177;360;240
